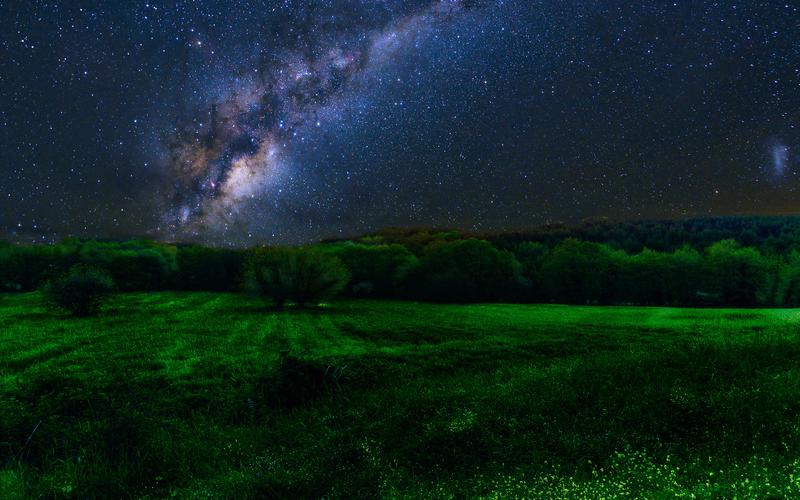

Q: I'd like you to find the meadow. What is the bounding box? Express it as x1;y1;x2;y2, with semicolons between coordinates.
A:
3;292;800;497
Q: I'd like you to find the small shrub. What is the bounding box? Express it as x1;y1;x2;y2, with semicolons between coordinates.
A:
42;265;114;316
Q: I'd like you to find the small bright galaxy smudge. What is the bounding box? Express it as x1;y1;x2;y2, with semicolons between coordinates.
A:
769;142;790;181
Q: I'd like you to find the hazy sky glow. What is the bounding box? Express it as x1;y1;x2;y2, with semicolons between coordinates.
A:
2;1;799;245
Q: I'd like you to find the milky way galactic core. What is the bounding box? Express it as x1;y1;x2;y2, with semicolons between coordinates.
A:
163;1;486;237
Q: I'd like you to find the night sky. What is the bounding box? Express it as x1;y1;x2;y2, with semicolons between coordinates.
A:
1;1;799;245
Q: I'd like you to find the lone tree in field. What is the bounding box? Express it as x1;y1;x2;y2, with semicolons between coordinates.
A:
42;265;115;316
248;247;349;308
248;247;293;309
282;248;350;306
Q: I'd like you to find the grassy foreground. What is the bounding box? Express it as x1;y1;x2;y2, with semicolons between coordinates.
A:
2;293;800;497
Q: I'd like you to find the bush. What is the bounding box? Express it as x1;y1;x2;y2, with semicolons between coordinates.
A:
42;265;115;316
247;247;349;308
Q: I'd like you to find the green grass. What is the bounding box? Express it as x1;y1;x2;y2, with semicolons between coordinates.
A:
2;292;800;497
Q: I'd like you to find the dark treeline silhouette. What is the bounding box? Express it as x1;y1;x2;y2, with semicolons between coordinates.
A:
5;216;800;307
365;216;800;254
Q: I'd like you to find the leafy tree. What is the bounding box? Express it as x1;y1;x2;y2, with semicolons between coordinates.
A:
74;240;177;291
620;246;703;306
246;247;293;309
663;245;705;306
705;239;770;307
774;251;800;306
247;247;349;308
540;239;625;304
106;250;170;290
407;239;523;302
42;265;115;316
333;243;417;297
514;242;550;301
0;245;76;291
175;245;244;291
280;248;350;306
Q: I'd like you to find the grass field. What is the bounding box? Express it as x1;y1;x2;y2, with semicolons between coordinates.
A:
3;293;800;497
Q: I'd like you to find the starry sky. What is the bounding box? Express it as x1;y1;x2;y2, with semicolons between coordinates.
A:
1;1;799;245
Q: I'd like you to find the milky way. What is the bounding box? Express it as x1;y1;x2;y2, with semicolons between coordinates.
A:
2;1;799;244
160;0;487;241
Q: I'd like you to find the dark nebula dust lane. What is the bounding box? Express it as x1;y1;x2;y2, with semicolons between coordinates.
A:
1;1;799;244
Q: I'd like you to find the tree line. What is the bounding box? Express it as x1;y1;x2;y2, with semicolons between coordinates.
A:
4;216;800;307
